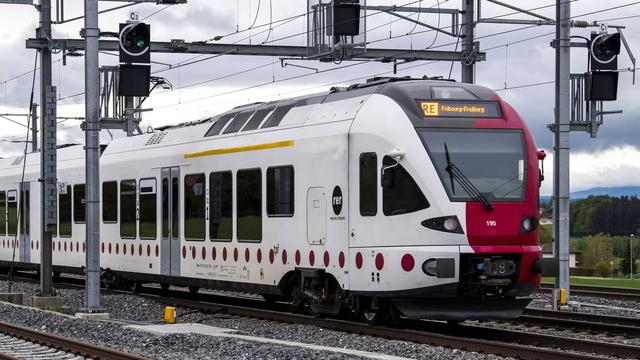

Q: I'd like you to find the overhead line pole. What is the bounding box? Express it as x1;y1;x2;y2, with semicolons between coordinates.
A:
461;0;475;83
84;0;101;312
38;0;57;298
553;0;571;299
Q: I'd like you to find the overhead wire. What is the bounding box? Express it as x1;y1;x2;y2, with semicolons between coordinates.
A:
150;1;639;112
5;0;637;140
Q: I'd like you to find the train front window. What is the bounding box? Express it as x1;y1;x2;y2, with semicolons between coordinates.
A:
419;129;526;202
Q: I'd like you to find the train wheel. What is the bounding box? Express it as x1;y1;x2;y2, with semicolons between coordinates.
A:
359;297;384;326
188;286;199;294
288;278;305;313
133;281;143;293
160;283;170;291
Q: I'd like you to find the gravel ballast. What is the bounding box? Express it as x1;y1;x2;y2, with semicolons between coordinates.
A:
0;279;507;359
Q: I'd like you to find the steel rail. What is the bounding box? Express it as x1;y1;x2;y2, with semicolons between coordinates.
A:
520;308;640;337
0;320;149;360
142;293;622;360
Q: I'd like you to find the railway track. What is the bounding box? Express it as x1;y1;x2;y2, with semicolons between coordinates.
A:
519;308;640;337
0;320;147;360
540;283;640;301
141;291;640;360
2;273;640;360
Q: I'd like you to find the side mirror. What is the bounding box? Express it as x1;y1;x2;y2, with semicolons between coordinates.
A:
381;148;404;189
537;150;547;187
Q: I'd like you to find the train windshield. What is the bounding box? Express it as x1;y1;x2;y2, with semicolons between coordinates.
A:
419;129;526;202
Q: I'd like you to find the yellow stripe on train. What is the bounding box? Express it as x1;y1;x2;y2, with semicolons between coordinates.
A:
184;140;295;159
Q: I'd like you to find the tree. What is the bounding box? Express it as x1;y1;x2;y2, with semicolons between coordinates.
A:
579;234;613;268
595;260;612;278
619;240;640;276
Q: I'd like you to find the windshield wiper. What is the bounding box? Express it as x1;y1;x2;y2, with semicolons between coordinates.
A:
443;143;494;211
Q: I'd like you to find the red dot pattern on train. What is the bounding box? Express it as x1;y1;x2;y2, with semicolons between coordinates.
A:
375;253;384;271
401;254;415;272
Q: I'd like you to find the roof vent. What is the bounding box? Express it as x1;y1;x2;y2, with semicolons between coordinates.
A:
145;132;168;146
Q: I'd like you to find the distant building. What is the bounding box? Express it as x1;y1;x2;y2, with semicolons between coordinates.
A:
541;243;580;268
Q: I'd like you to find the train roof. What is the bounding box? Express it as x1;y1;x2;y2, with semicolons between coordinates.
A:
99;77;499;156
0;77;501;165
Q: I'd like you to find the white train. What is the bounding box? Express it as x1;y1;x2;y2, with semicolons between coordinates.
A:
0;77;544;322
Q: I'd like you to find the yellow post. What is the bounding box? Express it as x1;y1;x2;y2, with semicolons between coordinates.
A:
164;306;176;324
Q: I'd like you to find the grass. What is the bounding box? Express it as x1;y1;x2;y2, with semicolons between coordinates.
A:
543;276;640;289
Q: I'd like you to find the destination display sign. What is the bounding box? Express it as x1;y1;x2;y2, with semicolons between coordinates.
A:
417;101;502;118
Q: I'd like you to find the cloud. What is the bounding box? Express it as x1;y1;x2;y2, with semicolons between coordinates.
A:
540;145;640;195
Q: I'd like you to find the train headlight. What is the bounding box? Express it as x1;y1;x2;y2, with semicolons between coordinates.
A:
520;216;538;233
421;216;464;234
422;259;438;276
443;218;458;232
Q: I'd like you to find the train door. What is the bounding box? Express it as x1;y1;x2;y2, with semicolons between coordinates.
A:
161;167;180;276
306;187;327;245
19;183;30;263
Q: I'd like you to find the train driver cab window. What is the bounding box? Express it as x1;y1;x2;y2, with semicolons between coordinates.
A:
73;184;86;223
184;174;206;241
120;179;136;239
210;171;232;241
382;156;430;216
58;186;71;237
237;168;261;242
139;178;157;239
102;181;117;223
359;153;377;216
267;166;294;217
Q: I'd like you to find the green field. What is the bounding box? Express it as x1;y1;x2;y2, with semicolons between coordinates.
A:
543;277;640;289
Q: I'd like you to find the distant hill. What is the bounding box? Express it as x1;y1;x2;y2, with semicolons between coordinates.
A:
540;186;640;202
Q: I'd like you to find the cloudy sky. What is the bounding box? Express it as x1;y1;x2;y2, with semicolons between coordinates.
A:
0;0;639;195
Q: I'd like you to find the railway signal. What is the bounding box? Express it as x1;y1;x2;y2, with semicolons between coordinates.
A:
118;22;150;64
332;0;361;37
585;31;621;101
590;32;621;71
118;22;151;97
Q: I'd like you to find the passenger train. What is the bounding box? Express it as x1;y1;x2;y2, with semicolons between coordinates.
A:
0;77;544;322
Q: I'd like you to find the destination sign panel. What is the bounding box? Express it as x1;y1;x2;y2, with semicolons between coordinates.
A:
417;101;501;118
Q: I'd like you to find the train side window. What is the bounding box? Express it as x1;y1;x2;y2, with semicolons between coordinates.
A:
237;168;261;242
382;156;430;216
242;107;273;131
267;166;294;217
139;178;157;239
58;186;71;237
0;191;5;235
120;179;136;239
7;190;18;236
209;171;232;241
102;181;117;223
184;173;206;241
73;184;86;223
261;104;294;128
359;153;377;216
